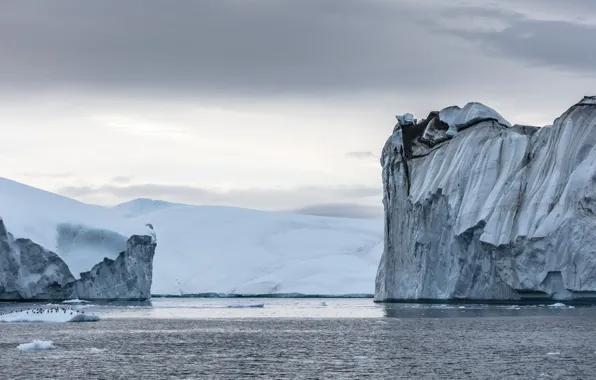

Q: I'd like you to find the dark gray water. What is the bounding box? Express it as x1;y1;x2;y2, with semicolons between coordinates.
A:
1;299;596;379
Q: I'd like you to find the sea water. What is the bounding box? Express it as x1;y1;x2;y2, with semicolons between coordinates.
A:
2;298;596;379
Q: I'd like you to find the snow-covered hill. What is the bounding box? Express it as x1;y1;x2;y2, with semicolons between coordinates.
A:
114;200;384;296
0;178;384;296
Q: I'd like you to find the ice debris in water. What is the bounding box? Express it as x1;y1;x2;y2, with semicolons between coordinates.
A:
17;340;55;351
225;303;264;308
62;299;90;304
550;303;566;308
0;307;100;323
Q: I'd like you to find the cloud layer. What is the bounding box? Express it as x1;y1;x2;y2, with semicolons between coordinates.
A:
2;1;596;217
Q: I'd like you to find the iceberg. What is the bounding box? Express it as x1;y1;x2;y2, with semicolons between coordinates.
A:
376;96;596;301
0;177;381;298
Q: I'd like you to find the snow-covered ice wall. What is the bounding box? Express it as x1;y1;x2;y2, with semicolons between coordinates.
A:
376;96;596;301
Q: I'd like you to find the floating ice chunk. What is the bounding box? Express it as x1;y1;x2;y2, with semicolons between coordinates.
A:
546;352;561;356
225;303;264;308
354;356;369;360
550;303;566;308
17;340;55;351
62;299;90;304
458;306;466;309
0;308;100;323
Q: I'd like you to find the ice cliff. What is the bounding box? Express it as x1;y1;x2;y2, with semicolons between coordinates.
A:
376;96;596;301
0;217;156;300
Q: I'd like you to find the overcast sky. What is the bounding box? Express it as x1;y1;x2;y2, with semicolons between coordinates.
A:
2;0;596;218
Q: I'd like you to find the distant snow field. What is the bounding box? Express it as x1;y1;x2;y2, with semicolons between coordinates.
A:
0;178;384;296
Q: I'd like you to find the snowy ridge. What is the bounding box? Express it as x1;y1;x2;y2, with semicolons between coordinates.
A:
377;96;596;301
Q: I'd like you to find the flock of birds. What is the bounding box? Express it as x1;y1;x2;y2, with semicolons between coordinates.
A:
0;306;85;317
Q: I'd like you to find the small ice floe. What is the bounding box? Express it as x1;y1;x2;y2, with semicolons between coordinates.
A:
0;307;100;323
546;352;561;356
507;306;521;310
458;306;466;309
62;299;90;304
550;303;566;308
17;340;55;351
319;301;328;307
88;348;106;353
226;303;264;309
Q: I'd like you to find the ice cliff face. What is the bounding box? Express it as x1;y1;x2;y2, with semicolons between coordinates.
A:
0;217;156;300
69;235;156;300
376;96;596;301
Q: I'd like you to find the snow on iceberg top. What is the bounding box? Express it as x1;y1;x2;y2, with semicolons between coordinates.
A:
439;102;511;128
395;102;511;133
576;96;596;106
0;307;100;323
396;113;416;126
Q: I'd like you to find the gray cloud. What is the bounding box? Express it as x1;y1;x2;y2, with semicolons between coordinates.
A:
18;172;73;179
58;183;382;211
290;203;383;219
430;4;596;75
0;0;555;97
346;151;378;160
111;176;133;184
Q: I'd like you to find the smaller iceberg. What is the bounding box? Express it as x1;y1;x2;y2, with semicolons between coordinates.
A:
17;340;55;351
0;307;100;323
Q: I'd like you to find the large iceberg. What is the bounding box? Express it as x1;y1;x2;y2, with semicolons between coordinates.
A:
376;96;596;301
0;178;382;298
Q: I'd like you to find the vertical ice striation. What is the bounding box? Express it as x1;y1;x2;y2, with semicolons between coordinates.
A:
376;97;596;301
